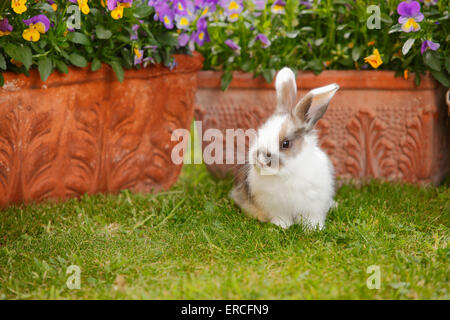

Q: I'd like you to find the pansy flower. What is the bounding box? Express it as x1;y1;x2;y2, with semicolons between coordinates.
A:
195;0;218;17
255;34;271;48
225;39;240;52
22;14;51;42
174;0;194;15
48;0;57;11
130;23;140;40
253;0;266;10
364;48;383;69
299;0;317;8
134;47;144;65
12;0;27;14
0;18;13;37
178;33;190;47
175;14;192;30
271;0;285;14
68;0;90;15
178;33;196;51
194;18;209;46
421;40;440;54
154;1;174;29
421;0;438;6
107;0;133;19
397;1;424;33
221;0;243;22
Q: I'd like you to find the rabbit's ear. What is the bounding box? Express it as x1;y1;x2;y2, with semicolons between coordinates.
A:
293;84;339;130
275;67;297;113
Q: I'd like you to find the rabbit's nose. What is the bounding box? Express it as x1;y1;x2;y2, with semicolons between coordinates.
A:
257;149;272;167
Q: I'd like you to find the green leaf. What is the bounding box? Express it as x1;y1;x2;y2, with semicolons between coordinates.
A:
262;69;276;83
402;38;415;56
134;5;153;19
0;73;4;87
445;57;450;74
91;58;101;72
68;32;91;45
95;25;112;40
55;60;69;74
69;53;87;68
306;59;323;73
414;72;421;86
156;32;178;46
351;47;362;62
0;53;6;70
423;51;441;71
430;70;450;87
221;71;232;91
38;57;53;82
108;61;124;82
4;43;32;69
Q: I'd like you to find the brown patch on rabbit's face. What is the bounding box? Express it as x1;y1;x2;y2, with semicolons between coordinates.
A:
278;116;307;158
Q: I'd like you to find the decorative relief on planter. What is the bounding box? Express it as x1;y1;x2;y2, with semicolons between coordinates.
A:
0;53;202;207
195;71;449;185
399;106;437;183
344;108;396;179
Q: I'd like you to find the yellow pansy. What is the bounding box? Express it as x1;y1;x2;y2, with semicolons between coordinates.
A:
22;24;41;42
111;3;131;20
12;0;27;14
79;0;90;14
364;49;383;69
134;47;142;59
402;18;420;32
229;13;239;20
228;1;239;10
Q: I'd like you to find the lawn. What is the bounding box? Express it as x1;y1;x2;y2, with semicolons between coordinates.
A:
0;163;448;299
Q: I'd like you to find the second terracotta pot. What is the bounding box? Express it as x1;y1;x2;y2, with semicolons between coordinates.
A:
195;70;449;185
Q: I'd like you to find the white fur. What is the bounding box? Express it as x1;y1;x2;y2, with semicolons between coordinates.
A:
233;67;337;230
248;121;335;230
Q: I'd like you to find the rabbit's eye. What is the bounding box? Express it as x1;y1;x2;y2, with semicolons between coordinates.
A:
281;139;290;149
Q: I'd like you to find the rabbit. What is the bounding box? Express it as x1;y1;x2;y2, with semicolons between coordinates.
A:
230;67;339;230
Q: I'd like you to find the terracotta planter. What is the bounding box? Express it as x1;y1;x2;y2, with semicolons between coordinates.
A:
0;53;203;207
195;70;449;185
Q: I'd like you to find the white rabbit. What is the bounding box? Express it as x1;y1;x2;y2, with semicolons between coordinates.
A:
230;67;338;230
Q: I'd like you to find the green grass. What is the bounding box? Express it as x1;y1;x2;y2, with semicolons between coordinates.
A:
0;164;449;300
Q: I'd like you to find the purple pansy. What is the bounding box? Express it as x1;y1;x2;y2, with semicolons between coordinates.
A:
23;14;51;32
134;49;144;65
107;0;133;10
271;0;285;14
255;34;271;48
153;1;174;29
253;0;266;10
130;24;140;40
194;18;209;46
221;0;243;22
225;39;240;51
178;33;190;47
299;0;318;8
0;18;13;35
397;1;424;32
421;40;440;54
175;13;192;30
